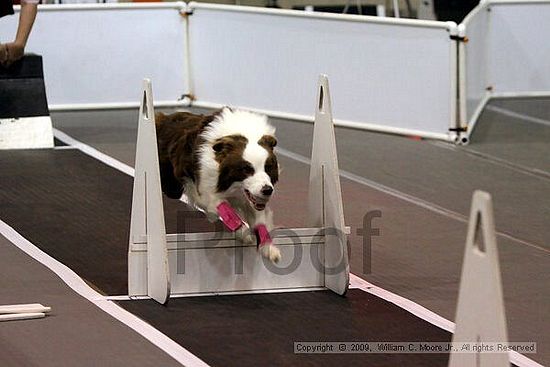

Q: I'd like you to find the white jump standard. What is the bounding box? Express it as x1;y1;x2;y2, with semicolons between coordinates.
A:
128;75;350;304
449;191;510;367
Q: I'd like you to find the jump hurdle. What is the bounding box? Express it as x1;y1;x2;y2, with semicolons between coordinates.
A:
449;191;509;367
128;75;350;304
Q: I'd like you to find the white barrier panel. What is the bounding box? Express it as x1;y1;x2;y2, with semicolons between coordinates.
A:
460;0;550;135
0;4;187;108
489;1;550;96
460;2;491;129
187;3;458;141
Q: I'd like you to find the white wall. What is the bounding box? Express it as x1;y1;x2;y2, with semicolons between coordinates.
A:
188;3;458;139
0;4;187;107
489;1;550;95
460;0;550;128
1;3;460;140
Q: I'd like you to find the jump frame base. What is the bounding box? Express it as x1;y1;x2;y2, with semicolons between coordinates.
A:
129;226;350;298
128;76;350;304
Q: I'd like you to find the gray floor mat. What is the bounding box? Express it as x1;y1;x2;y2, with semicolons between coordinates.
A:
490;97;550;122
0;148;211;296
467;98;550;175
0;235;182;367
265;114;550;249
50;103;550;365
118;290;453;367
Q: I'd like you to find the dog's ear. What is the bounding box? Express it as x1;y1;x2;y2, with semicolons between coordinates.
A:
213;135;248;154
258;135;277;150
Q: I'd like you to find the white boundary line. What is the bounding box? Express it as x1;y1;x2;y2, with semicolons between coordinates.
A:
0;220;209;367
53;145;78;150
53;128;135;176
348;275;543;367
485;105;550;127
431;141;550;181
51;128;542;367
348;274;454;333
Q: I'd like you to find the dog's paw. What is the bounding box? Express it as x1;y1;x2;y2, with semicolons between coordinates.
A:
236;227;255;245
205;211;219;223
260;244;281;263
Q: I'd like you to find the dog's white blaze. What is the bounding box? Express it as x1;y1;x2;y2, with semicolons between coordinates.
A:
243;143;271;196
196;108;277;210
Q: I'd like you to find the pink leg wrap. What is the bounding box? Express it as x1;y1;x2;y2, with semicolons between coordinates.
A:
254;224;272;247
216;201;243;231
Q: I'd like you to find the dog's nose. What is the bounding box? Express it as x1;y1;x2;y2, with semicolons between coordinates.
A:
261;185;273;196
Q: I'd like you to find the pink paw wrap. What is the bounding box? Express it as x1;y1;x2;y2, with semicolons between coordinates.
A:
216;201;243;231
254;224;272;247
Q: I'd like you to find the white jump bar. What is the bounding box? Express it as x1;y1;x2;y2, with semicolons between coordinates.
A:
0;303;51;322
0;303;51;314
134;227;351;244
131;227;351;251
0;313;46;322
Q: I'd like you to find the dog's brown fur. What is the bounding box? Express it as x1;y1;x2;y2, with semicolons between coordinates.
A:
257;135;279;185
155;111;219;199
212;134;253;192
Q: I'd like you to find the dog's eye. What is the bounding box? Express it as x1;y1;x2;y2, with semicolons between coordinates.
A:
242;164;255;175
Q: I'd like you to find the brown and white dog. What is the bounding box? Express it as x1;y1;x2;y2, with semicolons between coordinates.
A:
155;107;281;262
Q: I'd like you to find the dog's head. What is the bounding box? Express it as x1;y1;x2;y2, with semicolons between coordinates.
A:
213;132;278;211
209;108;279;210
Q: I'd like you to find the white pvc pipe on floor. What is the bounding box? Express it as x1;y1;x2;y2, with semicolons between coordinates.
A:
0;313;45;322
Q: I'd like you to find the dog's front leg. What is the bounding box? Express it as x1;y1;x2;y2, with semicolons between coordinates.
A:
249;208;281;263
202;194;246;233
